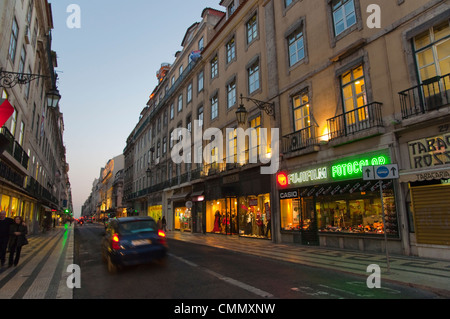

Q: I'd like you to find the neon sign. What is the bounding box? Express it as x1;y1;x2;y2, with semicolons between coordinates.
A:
331;154;390;180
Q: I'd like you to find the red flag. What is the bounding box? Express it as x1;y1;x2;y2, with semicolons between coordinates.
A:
0;99;14;128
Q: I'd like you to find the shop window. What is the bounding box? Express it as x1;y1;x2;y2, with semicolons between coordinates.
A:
1;195;11;215
206;194;271;239
316;185;398;235
175;206;191;232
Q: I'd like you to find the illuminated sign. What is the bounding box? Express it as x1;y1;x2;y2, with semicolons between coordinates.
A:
277;172;288;187
277;151;391;189
288;167;328;185
331;154;390;180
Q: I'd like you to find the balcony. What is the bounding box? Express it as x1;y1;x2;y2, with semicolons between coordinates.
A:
399;74;450;119
0;126;29;170
327;102;384;142
283;126;319;155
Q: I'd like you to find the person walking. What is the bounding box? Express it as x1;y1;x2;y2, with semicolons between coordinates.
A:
8;216;28;267
0;211;14;267
162;216;167;232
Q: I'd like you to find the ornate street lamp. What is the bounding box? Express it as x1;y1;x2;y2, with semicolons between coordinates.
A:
46;88;61;108
236;94;275;125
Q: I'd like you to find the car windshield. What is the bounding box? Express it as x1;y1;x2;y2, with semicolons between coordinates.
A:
119;220;157;235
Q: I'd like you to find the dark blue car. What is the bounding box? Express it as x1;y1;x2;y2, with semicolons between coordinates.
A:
101;217;168;273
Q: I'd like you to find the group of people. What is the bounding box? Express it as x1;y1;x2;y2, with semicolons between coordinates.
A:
0;211;28;268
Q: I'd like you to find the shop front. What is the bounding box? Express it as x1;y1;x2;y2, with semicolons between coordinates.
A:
278;150;400;251
398;130;450;260
172;187;192;232
205;168;272;240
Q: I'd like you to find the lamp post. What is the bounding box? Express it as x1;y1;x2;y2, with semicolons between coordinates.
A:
1;69;61;107
235;94;275;125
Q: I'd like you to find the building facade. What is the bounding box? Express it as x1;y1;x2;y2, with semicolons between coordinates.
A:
123;0;450;260
0;0;71;233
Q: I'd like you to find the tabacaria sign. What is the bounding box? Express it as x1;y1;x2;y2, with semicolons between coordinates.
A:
277;151;391;188
408;132;450;169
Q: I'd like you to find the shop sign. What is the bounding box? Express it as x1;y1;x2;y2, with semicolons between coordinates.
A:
408;133;450;169
279;190;298;199
287;167;328;186
331;153;390;181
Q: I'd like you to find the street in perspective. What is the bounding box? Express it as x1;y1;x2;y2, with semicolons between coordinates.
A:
0;0;450;311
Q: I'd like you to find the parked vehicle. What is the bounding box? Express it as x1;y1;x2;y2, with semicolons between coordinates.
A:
101;217;168;273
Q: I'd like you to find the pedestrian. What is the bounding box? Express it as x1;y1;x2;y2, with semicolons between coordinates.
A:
0;211;14;267
162;216;167;232
8;216;28;267
157;217;162;230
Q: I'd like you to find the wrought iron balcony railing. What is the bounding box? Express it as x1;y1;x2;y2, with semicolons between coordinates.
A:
399;74;450;119
0;126;29;169
283;126;319;154
327;102;383;140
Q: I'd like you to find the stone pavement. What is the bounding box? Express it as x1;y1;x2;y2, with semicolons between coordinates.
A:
166;231;450;298
0;224;74;299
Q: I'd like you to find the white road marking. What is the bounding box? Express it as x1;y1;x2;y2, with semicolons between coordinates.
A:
168;253;273;298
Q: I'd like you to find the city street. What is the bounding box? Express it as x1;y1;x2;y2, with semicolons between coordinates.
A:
74;223;442;300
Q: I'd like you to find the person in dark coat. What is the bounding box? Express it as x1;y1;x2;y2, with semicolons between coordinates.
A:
0;211;14;267
8;216;28;267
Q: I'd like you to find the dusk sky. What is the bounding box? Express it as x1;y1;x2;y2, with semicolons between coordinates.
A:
50;1;224;217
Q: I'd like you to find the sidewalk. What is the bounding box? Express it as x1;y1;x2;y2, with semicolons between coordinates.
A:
166;230;450;298
0;224;74;299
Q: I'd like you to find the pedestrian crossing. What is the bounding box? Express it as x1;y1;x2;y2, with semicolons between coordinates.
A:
0;226;73;299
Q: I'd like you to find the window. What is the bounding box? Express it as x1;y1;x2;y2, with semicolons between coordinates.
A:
8;18;19;62
170;103;174;120
249;116;261;162
332;0;356;36
248;61;260;94
293;91;311;132
247;14;258;44
414;21;450;83
211;56;218;79
341;65;367;124
187;83;192;103
19;45;27;74
169;130;174;149
228;2;236;16
163;137;167;154
179;65;183;77
10;108;18;137
288;28;305;67
178;94;183;112
226;37;236;64
198;106;204;127
19;121;25;146
227;79;237;108
227;129;237;163
211;95;218;120
285;0;293;7
163;109;168;126
187;115;192;132
198;71;204;92
198;37;204;50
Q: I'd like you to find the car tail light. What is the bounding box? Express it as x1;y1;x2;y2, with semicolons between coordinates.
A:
158;230;166;238
112;234;120;250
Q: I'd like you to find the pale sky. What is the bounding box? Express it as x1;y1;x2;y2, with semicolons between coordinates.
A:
51;1;224;217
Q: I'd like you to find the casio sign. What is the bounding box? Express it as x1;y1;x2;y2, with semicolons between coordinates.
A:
280;191;298;199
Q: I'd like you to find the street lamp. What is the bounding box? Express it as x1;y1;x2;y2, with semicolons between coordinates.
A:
236;94;275;125
0;69;61;107
46;88;61;108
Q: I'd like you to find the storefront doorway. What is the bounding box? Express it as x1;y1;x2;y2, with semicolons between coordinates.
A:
208;197;238;235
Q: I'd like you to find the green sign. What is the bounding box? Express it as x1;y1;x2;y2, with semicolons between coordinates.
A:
331;153;390;181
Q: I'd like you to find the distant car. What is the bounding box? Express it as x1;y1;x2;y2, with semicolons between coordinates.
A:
101;217;168;273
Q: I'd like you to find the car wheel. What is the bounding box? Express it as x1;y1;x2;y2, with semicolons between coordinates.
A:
107;255;118;274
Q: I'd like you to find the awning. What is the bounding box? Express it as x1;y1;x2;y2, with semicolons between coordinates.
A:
171;191;191;201
190;190;204;197
399;166;450;183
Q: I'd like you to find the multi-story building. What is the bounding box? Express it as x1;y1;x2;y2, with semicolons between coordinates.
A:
274;0;449;260
124;0;450;260
0;0;70;233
